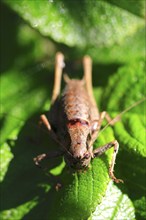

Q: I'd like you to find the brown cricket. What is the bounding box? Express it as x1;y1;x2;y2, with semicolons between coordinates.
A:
34;52;123;183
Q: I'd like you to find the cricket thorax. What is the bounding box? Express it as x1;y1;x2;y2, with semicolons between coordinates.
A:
62;80;91;121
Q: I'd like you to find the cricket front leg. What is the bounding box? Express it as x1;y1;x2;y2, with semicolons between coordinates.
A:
93;140;123;183
34;150;63;168
34;150;63;191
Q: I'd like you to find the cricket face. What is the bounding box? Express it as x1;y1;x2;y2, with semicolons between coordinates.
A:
65;121;92;169
65;149;91;170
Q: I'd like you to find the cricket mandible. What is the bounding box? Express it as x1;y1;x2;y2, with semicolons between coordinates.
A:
34;52;123;183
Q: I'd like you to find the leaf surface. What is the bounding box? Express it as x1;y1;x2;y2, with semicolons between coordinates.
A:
0;1;145;220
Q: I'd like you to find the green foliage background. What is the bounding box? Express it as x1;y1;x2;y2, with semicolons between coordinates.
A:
0;1;145;220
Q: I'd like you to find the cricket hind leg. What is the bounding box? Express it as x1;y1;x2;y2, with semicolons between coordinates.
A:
51;52;65;104
83;55;98;108
93;140;123;183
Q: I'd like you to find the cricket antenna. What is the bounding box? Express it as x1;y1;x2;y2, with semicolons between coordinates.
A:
98;97;146;136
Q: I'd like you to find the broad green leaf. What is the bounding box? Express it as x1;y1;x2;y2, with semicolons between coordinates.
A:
1;59;145;220
92;181;135;220
4;0;144;63
86;26;144;63
5;0;143;47
100;61;145;220
48;128;115;220
0;2;145;220
101;61;145;156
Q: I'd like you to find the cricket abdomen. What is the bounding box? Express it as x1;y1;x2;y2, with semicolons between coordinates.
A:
62;80;91;121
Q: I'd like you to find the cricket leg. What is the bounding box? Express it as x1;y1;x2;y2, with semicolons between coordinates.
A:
39;114;51;131
36;115;62;165
87;110;121;155
40;114;60;137
51;52;65;104
100;111;120;126
90;110;120;144
39;114;63;146
93;140;123;183
83;55;98;108
33;150;63;168
36;114;65;166
34;150;63;191
89;111;111;146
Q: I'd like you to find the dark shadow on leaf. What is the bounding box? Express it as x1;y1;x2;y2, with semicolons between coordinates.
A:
92;63;121;88
0;2;19;72
63;58;121;89
0;113;63;213
0;115;6;131
114;149;145;219
0;3;34;73
0;109;112;220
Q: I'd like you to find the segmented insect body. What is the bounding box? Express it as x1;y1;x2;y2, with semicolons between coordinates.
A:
34;52;123;183
62;80;97;168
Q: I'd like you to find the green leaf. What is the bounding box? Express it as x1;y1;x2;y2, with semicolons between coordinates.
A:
5;0;143;47
134;197;146;220
0;199;38;220
0;2;145;220
92;181;135;220
101;61;145;156
4;0;144;63
49;133;114;219
86;26;145;63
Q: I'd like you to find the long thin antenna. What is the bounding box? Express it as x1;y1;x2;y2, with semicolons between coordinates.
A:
98;97;146;136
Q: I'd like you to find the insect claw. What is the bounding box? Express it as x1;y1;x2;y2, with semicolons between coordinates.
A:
114;178;124;184
33;154;46;167
33;157;40;167
109;170;124;183
55;183;62;191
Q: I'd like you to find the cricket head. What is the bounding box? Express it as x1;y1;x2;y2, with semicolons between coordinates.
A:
65;119;92;169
